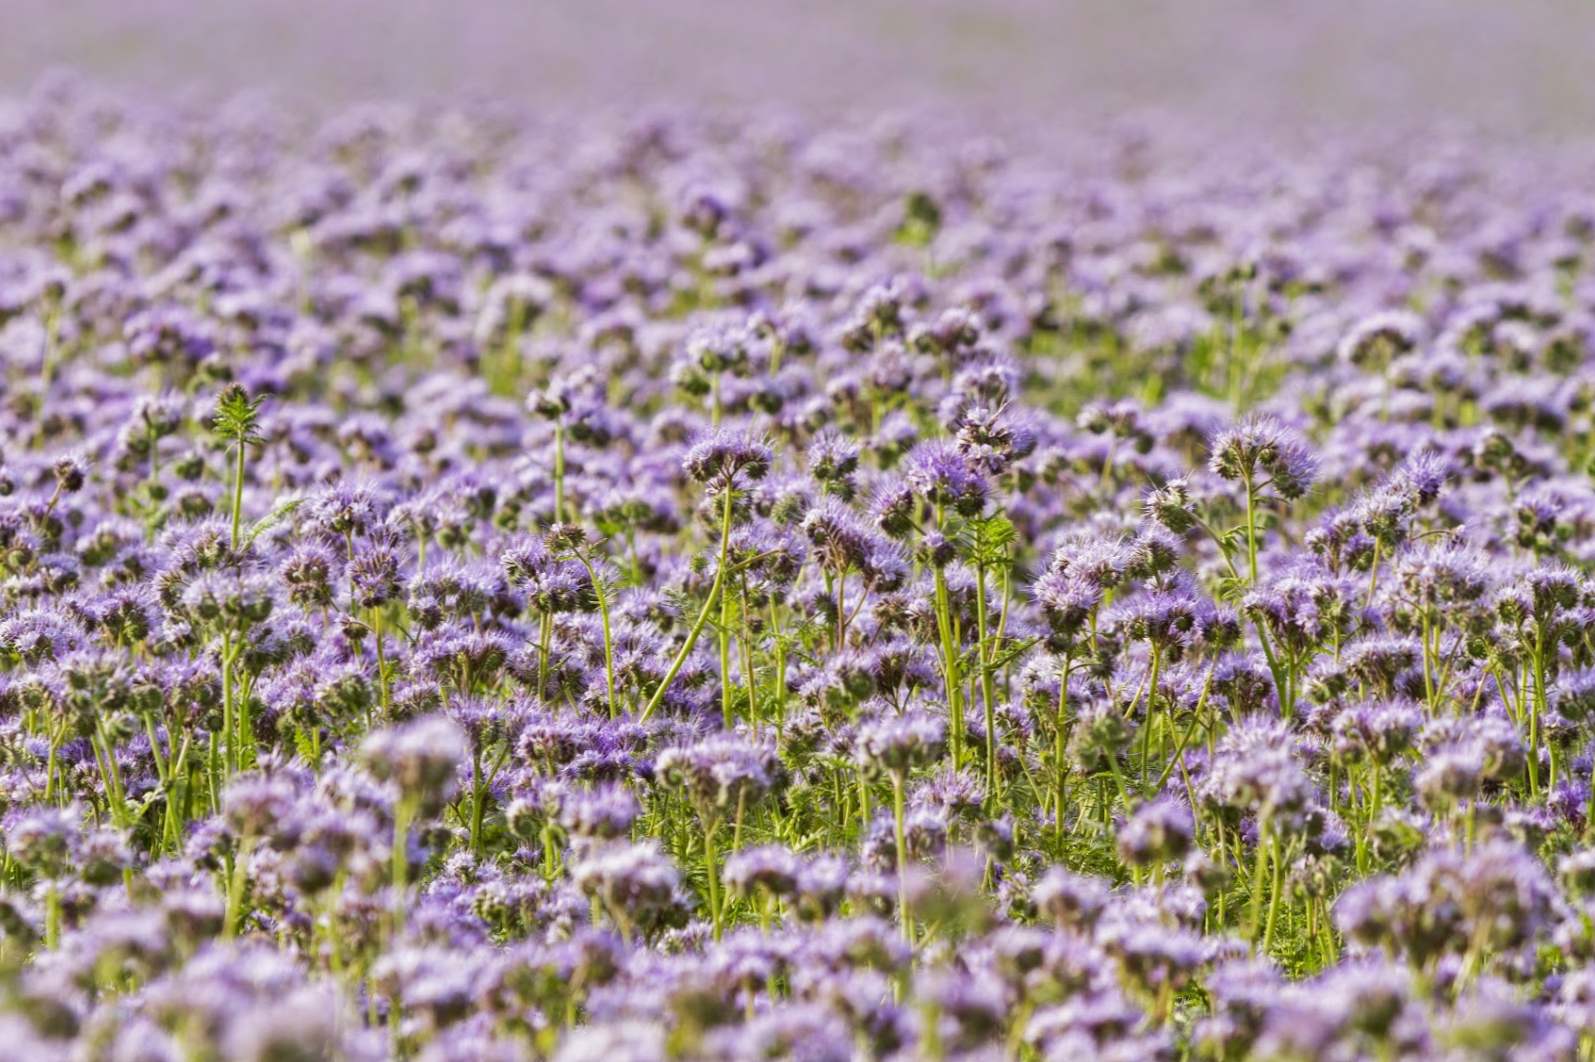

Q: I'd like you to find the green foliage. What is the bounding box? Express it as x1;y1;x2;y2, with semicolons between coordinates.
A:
241;497;305;549
211;384;265;447
966;512;1017;568
895;189;942;246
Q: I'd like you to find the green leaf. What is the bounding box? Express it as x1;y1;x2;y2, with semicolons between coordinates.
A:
966;512;1017;566
212;384;265;445
1213;574;1248;603
242;497;305;548
894;190;942;247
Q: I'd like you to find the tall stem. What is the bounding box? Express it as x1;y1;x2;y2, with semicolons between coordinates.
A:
975;560;998;802
230;438;246;550
770;599;788;730
1263;834;1286;954
719;569;735;730
1420;609;1436;712
1532;625;1549;791
1140;642;1162;791
1247;827;1270;946
537;612;552;701
640;486;735;723
147;423;160;489
834;570;846;650
372;607;390;719
470;750;486;857
933;564;963;766
1054;653;1071;837
892;770;913;944
44;885;61;951
1242;473;1260;585
579;555;618;718
552;421;566;523
391;796;416;927
739;577;758;727
224;837;253;937
222;631;237;777
704;818;723;940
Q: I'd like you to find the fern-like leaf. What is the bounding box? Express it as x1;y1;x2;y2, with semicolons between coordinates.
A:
211;384;265;446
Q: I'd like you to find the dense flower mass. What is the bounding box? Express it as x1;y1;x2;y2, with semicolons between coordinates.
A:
2;73;1595;1059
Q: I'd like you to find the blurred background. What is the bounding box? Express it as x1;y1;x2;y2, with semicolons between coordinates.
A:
4;0;1594;138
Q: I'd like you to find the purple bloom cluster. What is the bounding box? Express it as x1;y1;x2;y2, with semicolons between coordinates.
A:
1;73;1595;1059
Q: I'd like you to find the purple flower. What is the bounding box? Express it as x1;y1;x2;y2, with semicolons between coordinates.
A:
683;429;773;488
1209;416;1318;501
361;715;468;814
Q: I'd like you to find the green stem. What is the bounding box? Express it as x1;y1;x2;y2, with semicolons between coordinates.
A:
470;750;486;857
147;422;160;489
222;632;238;776
207;731;220;816
1054;653;1071;836
1262;834;1285;954
933;564;964;766
142;711;170;785
372;607;391;719
639;487;735;723
719;564;735;730
552;421;566;523
1243;473;1260;585
704;818;724;941
44;885;60;950
44;727;62;805
835;569;846;650
224;837;253;937
892;770;913;945
1247;828;1270;946
1140;641;1162;791
537;612;552;701
230;438;246;550
579;555;617;718
160;733;193;854
1152;666;1213;792
93;718;129;828
975;560;999;802
739;577;758;727
771;599;787;730
391;796;416;926
1421;609;1437;712
1532;626;1549;791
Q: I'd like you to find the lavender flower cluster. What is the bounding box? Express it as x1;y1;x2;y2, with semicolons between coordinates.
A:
2;74;1595;1060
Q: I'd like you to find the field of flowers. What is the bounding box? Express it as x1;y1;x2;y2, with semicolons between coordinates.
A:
3;73;1595;1059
